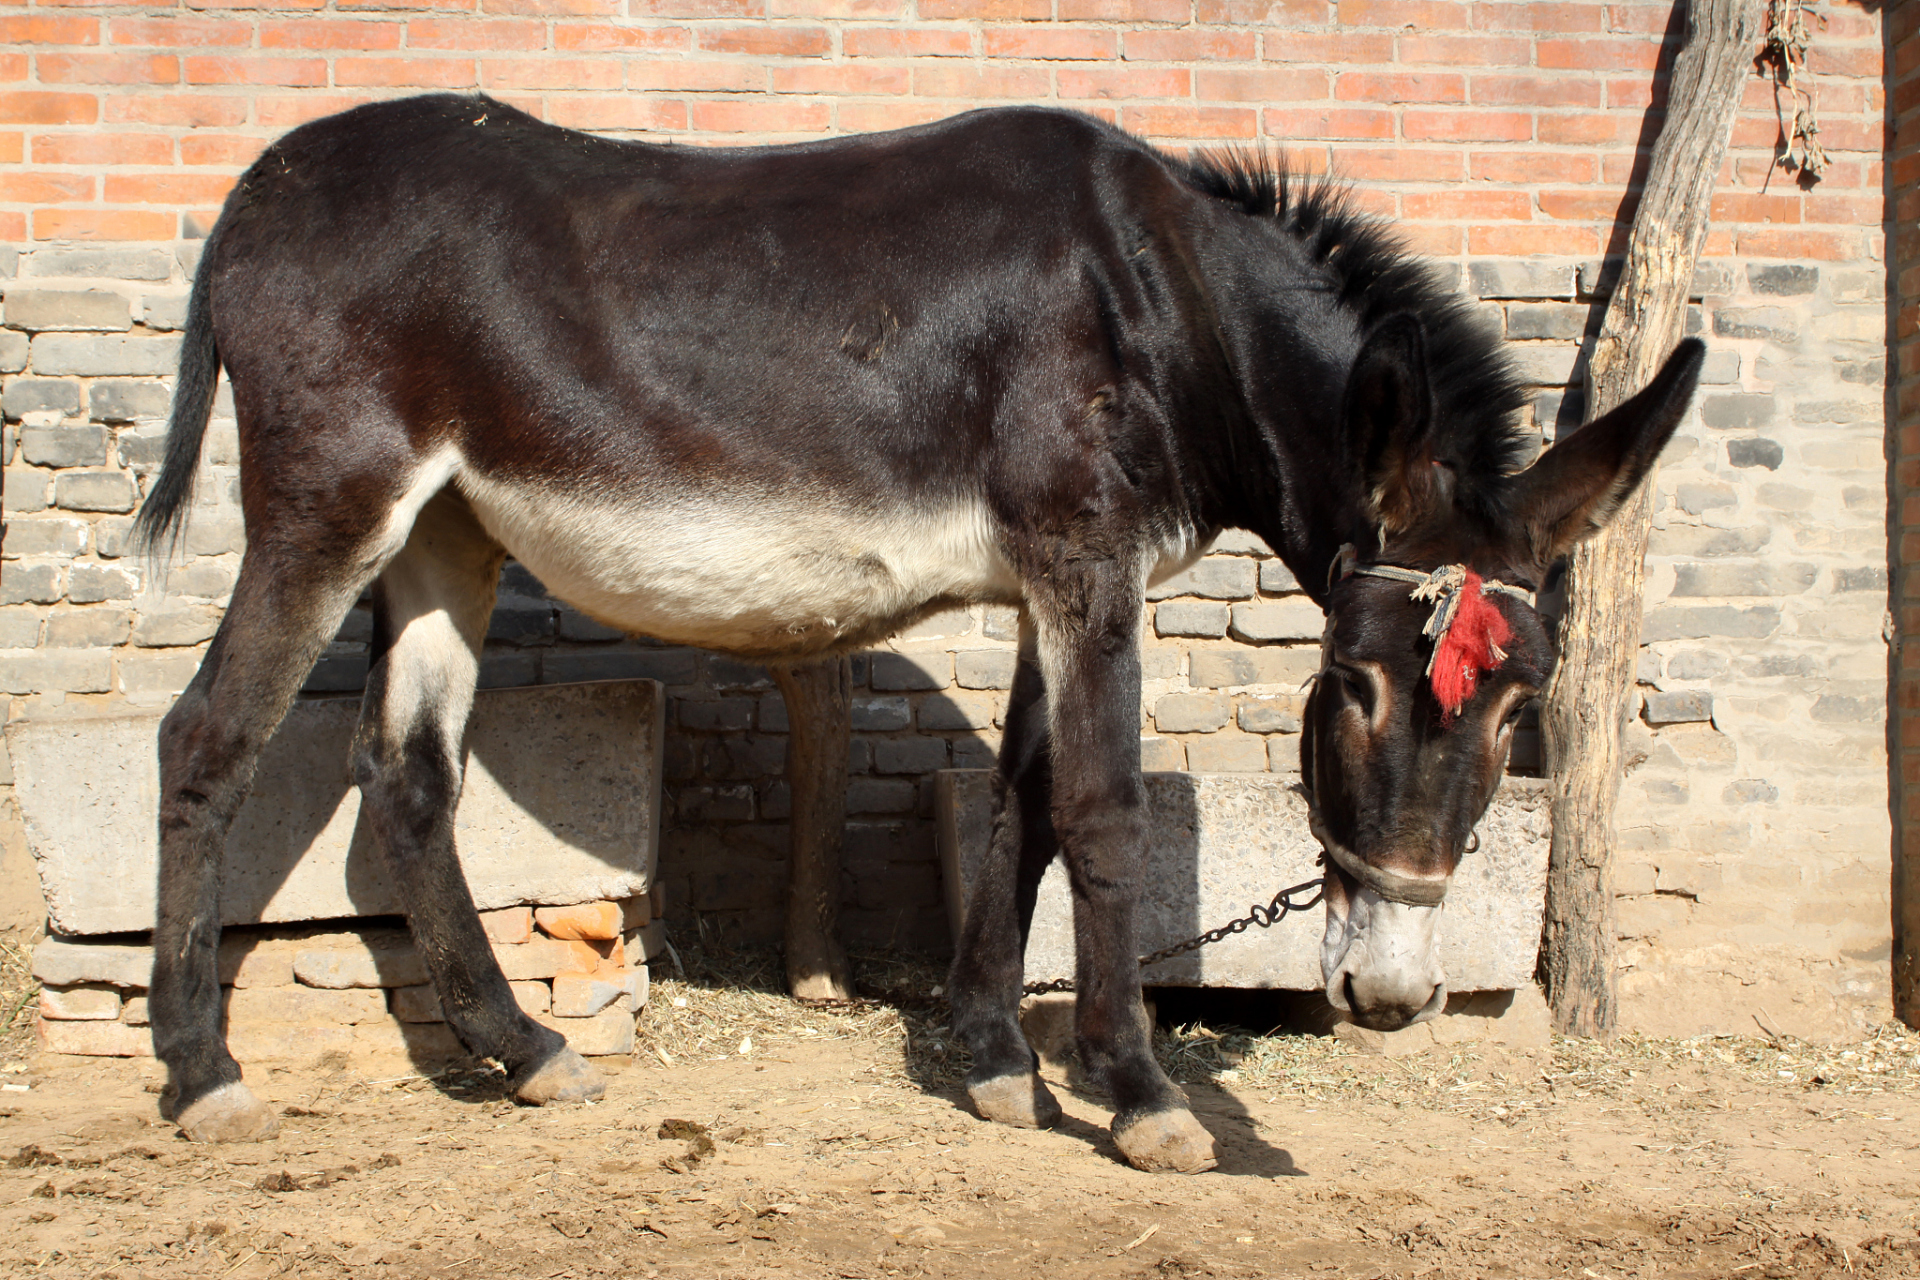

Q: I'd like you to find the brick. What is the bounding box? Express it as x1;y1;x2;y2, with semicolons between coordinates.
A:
392;982;548;1021
848;777;915;813
551;968;640;1016
0;93;98;126
1643;691;1712;725
23;246;173;280
227;1024;355;1064
39;985;121;1020
677;697;755;731
1140;736;1184;770
120;997;148;1026
493;935;606;981
873;736;949;774
20;424;108;468
33;938;152;988
535;901;623;941
54;470;136;512
1229;599;1324;642
224;985;387;1024
1189;647;1320;688
293;940;429;989
1185;735;1269;772
480;905;533;944
1237;697;1303;733
44;607;131;648
2;288;130;331
0;332;29;373
917;690;999;731
1154;601;1230;638
1146;558;1257;601
539;1006;634;1055
38;1018;152;1057
1641;606;1781;642
844;25;971;56
217;941;296;989
90;379;171;423
954;650;1018;689
1258;561;1301;593
3;517;86;558
624;919;667;966
28;332;180;376
0;608;43;647
850;695;912;730
619;894;652;931
0;647;112;694
1154;693;1230;733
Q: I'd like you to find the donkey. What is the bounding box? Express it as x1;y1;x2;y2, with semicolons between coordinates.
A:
134;93;1702;1173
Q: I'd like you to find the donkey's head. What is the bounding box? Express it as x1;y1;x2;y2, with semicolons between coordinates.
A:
1304;317;1705;1030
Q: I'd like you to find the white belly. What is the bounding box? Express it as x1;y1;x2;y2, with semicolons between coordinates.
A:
458;473;1021;658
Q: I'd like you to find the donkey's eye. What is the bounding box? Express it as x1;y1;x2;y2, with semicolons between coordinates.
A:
1333;666;1372;714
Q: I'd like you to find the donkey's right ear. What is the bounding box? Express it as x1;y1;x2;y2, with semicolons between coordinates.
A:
1347;314;1439;539
1507;338;1705;571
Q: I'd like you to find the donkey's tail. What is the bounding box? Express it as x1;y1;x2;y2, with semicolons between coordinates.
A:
131;230;221;565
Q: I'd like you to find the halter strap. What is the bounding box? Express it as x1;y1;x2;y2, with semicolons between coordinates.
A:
1331;543;1533;676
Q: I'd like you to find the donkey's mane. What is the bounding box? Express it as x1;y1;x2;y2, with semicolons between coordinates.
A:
1182;151;1534;522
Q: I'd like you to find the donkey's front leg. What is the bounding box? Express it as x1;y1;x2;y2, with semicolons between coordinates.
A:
769;657;854;1002
1034;564;1218;1175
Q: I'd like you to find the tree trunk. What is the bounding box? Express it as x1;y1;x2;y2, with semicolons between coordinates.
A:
1539;0;1755;1037
770;656;855;1002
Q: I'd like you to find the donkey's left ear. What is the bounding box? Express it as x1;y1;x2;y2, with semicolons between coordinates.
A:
1347;314;1439;537
1507;338;1706;571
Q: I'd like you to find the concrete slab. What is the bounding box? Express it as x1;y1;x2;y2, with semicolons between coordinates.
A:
936;770;1550;991
9;680;664;936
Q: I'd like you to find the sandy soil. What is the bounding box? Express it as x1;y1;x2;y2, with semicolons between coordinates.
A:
1;956;1917;1280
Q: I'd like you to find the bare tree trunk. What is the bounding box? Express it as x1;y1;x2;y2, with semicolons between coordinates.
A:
770;656;855;1002
1539;0;1756;1037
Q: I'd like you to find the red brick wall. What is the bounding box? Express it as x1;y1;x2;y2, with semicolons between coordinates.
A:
0;2;1886;263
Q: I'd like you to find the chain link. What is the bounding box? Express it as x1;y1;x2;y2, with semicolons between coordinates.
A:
1021;873;1327;996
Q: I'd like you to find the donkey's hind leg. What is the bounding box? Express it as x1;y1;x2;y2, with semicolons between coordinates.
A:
352;490;602;1106
153;553;382;1142
949;622;1064;1129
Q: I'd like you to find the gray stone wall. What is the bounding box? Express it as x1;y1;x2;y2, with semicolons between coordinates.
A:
0;240;1894;1039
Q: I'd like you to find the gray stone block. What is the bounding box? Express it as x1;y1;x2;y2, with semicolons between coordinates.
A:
1711;307;1799;344
1725;438;1782;470
44;608;131;649
0;648;112;695
0;332;24;374
1229;599;1324;642
140;293;190;331
25;247;174;280
1258;560;1300;593
131;605;221;648
7;679;664;935
1185;735;1267;772
1236;697;1302;733
1700;393;1776;431
1;561;64;605
88;380;171;423
1670;561;1814;597
1504;302;1588;340
954;650;1017;690
870;651;950;691
29;333;182;377
1145;558;1256;601
542;647;696;686
1504;343;1579;384
1746;264;1817;296
3;378;82;420
1189;647;1320;689
1469;260;1574;299
2;289;131;332
1153;600;1229;638
917;691;998;731
1642;605;1780;642
21;424;108;468
1154;693;1229;734
850;696;910;732
2;517;86;558
1207;529;1272;555
54;471;136;512
67;563;136;602
872;736;949;775
1642;690;1712;725
937;770;1551;990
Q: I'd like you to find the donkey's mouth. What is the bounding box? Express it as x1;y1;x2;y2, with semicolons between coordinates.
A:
1319;865;1450;1031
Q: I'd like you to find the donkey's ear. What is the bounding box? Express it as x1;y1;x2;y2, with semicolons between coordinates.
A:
1508;338;1706;571
1347;314;1439;537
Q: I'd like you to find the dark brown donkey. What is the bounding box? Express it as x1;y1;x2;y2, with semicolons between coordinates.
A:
134;93;1702;1173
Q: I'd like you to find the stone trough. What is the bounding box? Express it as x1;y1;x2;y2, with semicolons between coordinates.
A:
5;679;666;1062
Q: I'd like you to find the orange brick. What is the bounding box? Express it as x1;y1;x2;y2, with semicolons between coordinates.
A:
108;16;251;45
1735;228;1860;261
181;133;266;165
770;63;908;94
1536;38;1662;71
552;22;690;51
1195;68;1329;101
1472;74;1602;108
1120;104;1257;139
35;208;175;240
186;56;327;86
1123;29;1255;61
0;134;22;165
1469;150;1596;183
1403;109;1532;142
37;1018;152;1057
0;54;22;82
535;901;624;941
768;0;906;14
104;173;236;204
1537;113;1641;144
697;23;830;55
1398;224;1463;255
481;0;619;12
1709;191;1802;225
1398;34;1531;65
629;61;764;91
30;131;173;165
844;25;970;56
1058;66;1190;99
1478;2;1603;30
1805;193;1884;226
913;64;1050;98
337;56;479;88
835;100;957;131
1262;32;1394;63
0;172;96;202
480;906;533;944
1335;147;1465;181
689;97;830;132
1538;189;1635;221
255;93;378;128
1338;0;1468;27
1403;189;1531;220
1265;106;1394;140
1807;43;1882;79
918;0;1048;16
1468;224;1603;255
0;213;23;242
1336;71;1464;103
482;57;619;89
1198;0;1328;22
39;52;178;85
104;92;246;126
1058;0;1189;18
983;27;1118;60
1;15;101;43
629;0;763;15
546;95;688;130
261;18;404;49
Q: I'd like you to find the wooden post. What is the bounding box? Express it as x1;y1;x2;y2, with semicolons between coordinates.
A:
1539;0;1756;1037
770;656;855;1002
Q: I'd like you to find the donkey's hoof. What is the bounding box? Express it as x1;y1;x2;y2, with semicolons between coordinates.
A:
966;1072;1062;1129
515;1048;606;1106
1113;1109;1218;1174
788;969;854;1003
175;1083;279;1144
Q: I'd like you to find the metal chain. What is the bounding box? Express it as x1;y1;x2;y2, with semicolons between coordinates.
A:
1020;873;1327;996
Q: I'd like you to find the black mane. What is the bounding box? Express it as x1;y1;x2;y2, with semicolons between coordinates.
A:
1182;150;1534;524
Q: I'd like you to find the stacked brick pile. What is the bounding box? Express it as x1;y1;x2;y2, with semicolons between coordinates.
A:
32;887;664;1061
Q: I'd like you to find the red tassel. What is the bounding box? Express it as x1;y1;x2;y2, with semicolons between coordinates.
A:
1430;570;1512;719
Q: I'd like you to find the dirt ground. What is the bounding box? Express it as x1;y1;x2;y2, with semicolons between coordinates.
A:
1;946;1918;1280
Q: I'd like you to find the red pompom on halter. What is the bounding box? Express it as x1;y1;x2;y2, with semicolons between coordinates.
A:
1336;548;1533;720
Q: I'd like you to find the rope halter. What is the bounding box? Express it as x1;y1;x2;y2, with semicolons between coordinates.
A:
1333;544;1534;719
